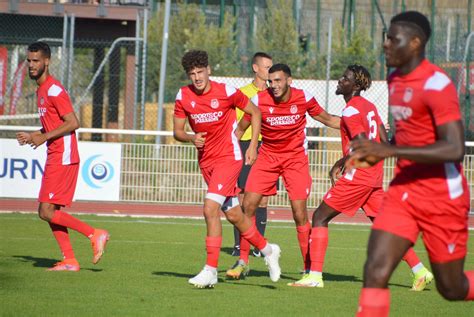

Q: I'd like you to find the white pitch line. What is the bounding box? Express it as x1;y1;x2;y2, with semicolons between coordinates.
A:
2;236;473;255
0;215;372;232
1;214;474;235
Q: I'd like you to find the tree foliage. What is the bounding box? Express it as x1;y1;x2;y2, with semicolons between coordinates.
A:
145;2;378;101
255;0;306;77
146;3;239;102
316;21;377;80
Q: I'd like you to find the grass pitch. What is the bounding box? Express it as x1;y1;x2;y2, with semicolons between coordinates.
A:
0;213;473;316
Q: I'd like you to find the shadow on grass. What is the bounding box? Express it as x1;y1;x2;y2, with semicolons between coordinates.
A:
284;271;410;289
153;271;195;279
221;247;263;257
224;280;277;289
220;247;237;256
13;255;103;272
152;271;278;289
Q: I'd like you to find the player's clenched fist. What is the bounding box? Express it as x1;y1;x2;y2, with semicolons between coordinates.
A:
192;132;207;149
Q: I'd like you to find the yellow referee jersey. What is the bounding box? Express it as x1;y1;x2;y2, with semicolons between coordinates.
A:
237;82;263;141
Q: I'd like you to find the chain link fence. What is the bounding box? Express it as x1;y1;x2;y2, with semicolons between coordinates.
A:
0;0;472;142
0;8;148;142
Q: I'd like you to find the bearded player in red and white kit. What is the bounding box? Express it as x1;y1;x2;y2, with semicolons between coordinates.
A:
348;12;474;316
173;50;281;288
232;64;340;278
289;64;432;289
16;42;109;271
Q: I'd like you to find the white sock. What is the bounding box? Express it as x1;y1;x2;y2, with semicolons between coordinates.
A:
238;259;247;266
204;265;217;273
411;262;424;274
309;271;323;278
260;243;272;257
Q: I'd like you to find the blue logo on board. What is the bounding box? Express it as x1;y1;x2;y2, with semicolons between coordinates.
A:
82;155;114;189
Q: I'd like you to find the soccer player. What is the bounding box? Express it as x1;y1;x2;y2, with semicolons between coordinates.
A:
173;50;281;288
16;42;109;271
347;12;474;316
230;63;340;278
230;52;273;262
288;64;433;289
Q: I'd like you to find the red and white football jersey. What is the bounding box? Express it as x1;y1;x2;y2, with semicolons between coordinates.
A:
340;96;383;187
388;59;468;200
174;81;249;167
37;75;79;165
250;87;324;155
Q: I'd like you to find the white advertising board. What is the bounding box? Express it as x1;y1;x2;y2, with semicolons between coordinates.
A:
0;139;121;201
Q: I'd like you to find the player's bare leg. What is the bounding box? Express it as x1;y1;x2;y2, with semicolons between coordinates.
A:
430;258;473;300
357;229;412;316
289;199;308;226
203;198;223;237
38;202;58;221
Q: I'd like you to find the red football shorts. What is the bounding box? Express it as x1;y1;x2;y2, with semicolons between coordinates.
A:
38;163;79;207
372;184;470;263
323;177;383;217
200;159;241;198
246;150;311;200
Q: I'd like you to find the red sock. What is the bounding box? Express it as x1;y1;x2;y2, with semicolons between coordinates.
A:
205;236;222;268
49;223;75;260
239;216;256;264
466;271;474;300
356;288;390;317
309;227;328;272
402;247;421;268
296;222;311;271
50;210;94;238
241;221;267;254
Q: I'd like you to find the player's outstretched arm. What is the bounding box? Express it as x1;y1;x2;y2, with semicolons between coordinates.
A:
28;112;79;149
312;110;341;129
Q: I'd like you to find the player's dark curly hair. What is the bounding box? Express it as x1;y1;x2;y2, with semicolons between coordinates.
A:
28;41;51;58
181;50;209;73
347;64;371;91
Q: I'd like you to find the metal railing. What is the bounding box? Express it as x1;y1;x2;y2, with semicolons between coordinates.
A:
119;142;474;214
1;126;473;212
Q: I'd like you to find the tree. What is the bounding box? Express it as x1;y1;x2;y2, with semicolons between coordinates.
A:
255;0;305;77
316;21;376;80
146;3;239;103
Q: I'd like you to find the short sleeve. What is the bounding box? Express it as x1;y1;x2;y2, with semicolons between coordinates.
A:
48;84;73;117
341;106;365;139
174;88;187;118
422;72;461;126
228;86;249;111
